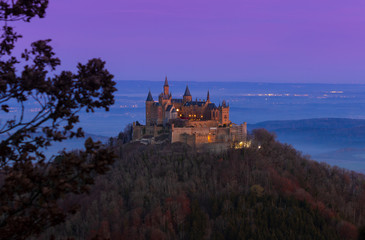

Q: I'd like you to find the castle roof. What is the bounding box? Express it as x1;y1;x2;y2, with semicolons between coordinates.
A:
183;86;191;97
164;76;168;86
184;100;206;107
146;90;153;101
207;103;217;109
166;105;174;111
172;99;183;103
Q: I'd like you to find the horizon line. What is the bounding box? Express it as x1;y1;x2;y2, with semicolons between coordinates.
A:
114;79;365;85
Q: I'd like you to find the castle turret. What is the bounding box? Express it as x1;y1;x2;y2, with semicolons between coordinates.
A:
183;85;192;103
207;90;210;103
146;90;154;125
164;76;169;96
219;100;230;125
146;90;153;102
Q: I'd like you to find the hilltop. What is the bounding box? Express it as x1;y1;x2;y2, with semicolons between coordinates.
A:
42;129;365;240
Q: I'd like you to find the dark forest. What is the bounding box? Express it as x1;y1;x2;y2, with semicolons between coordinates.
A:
41;129;365;240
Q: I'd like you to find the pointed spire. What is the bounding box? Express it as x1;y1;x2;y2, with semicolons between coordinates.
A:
164;76;168;86
207;90;210;101
183;85;191;96
146;90;153;101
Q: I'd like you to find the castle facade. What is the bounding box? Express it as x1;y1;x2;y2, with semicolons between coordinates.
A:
146;77;230;126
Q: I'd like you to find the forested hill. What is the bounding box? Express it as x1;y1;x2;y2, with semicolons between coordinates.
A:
247;118;365;149
43;129;365;240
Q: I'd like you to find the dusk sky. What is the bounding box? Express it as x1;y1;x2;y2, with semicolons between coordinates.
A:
14;0;365;83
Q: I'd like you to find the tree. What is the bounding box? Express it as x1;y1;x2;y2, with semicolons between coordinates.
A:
0;1;117;239
358;226;365;240
118;123;133;144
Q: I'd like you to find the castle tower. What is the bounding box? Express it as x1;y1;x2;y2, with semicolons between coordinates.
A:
183;85;192;103
219;100;230;125
207;90;210;103
222;100;226;107
146;90;154;126
164;76;169;96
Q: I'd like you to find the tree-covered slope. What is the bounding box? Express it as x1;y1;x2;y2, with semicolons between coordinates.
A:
42;130;365;240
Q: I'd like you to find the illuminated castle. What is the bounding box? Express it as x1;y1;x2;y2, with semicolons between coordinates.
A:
145;76;230;126
133;77;247;150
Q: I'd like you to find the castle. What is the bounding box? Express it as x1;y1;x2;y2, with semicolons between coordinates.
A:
145;76;229;126
133;77;247;150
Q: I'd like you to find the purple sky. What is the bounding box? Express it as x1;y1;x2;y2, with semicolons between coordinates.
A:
14;0;365;83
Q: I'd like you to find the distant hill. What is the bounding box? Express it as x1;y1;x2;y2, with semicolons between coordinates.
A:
248;118;365;148
249;118;365;130
248;118;365;173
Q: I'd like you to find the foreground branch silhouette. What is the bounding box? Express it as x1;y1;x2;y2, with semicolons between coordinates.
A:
0;1;116;239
